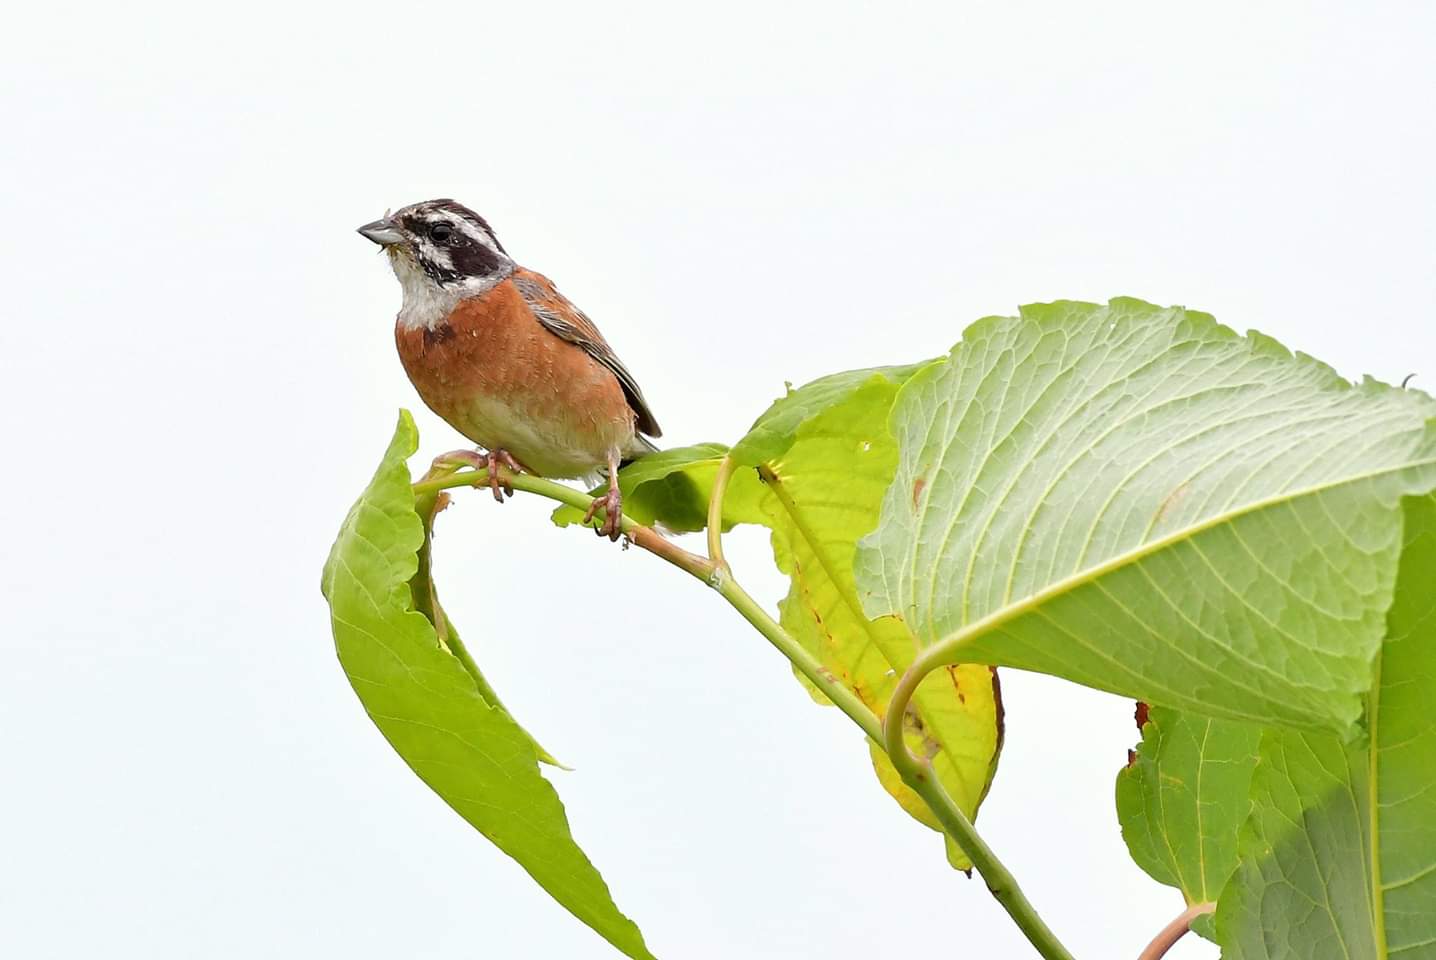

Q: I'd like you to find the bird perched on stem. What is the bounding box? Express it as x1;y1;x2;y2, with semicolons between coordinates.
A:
358;199;661;539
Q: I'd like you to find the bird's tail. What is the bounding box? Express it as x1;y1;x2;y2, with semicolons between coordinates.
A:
620;434;660;468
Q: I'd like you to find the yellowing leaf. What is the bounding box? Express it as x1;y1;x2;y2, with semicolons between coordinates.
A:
752;368;1002;868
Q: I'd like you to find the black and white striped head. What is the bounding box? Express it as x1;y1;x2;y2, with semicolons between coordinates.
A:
358;198;511;281
358;199;516;327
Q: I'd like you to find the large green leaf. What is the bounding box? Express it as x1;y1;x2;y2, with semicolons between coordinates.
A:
856;299;1436;732
1214;493;1436;959
1116;706;1261;937
1369;498;1436;947
321;411;654;960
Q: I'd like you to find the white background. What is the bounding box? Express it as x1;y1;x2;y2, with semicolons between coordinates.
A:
3;3;1433;958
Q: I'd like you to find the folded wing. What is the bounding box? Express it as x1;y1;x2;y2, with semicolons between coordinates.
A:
512;270;662;439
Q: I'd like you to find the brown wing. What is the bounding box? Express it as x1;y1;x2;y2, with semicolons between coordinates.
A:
511;269;662;438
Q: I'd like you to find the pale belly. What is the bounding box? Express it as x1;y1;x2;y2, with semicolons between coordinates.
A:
432;387;636;480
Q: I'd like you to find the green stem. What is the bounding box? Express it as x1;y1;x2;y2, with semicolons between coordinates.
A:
707;455;737;575
886;648;1075;960
903;759;1074;960
419;465;1072;960
717;575;883;745
413;469;715;581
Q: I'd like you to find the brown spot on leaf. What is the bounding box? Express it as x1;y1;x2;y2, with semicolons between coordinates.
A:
1126;749;1138;767
912;476;927;509
1134;701;1150;729
947;665;967;703
1153;481;1191;526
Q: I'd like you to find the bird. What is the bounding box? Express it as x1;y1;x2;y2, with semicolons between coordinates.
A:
357;198;661;540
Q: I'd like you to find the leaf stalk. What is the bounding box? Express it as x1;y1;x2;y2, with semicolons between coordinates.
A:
1137;902;1214;960
707;454;737;575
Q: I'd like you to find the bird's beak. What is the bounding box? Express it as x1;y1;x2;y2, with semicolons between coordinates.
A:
357;218;405;246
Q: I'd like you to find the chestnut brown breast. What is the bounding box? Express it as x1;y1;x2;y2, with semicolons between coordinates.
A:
394;278;637;478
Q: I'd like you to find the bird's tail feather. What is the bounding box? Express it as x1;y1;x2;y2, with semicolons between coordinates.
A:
620;434;660;468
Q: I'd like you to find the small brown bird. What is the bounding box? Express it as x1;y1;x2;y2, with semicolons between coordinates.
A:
358;199;660;539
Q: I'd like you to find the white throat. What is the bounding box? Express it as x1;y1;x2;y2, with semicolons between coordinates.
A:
387;247;511;330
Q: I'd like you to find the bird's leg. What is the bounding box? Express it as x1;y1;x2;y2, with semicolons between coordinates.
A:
431;448;530;503
582;450;624;541
485;449;527;501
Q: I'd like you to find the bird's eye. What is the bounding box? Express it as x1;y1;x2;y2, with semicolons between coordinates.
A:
429;222;454;243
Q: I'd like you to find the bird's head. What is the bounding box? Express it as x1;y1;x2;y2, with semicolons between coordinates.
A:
358;199;514;313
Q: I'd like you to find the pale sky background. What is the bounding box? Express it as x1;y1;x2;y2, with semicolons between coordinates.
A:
3;3;1434;958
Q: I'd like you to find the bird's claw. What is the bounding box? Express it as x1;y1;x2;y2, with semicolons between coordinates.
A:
431;448;526;502
582;485;624;541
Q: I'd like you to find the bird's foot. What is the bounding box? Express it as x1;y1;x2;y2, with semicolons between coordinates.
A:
582;484;624;541
431;448;528;502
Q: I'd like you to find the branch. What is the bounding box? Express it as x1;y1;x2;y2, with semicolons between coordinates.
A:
413;468;715;581
411;467;881;742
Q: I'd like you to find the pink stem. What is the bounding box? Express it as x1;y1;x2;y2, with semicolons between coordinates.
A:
1138;902;1216;960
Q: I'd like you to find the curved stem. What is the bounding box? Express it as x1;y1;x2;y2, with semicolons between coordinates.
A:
1138;903;1214;960
885;635;1075;959
884;644;953;763
418;465;1074;960
718;576;883;744
707;455;737;572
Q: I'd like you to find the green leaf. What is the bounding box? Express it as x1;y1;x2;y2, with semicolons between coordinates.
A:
412;484;565;768
321;411;655;960
1115;706;1261;937
1214;493;1436;958
856;299;1436;732
1369;498;1436;951
748;366;1003;868
730;363;931;466
1217;731;1373;957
